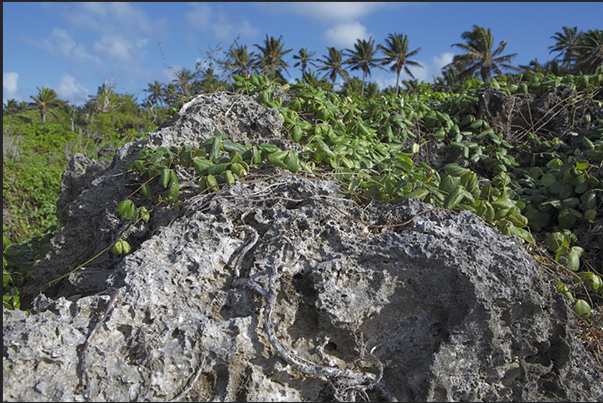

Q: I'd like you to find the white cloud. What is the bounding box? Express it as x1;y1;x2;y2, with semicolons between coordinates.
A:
106;2;159;35
56;75;90;105
186;3;260;42
374;74;398;91
90;34;150;79
94;35;135;66
64;2;164;37
39;2;164;66
3;72;19;103
262;2;394;22
412;52;455;82
433;52;454;74
405;64;429;82
325;23;371;48
39;28;99;64
32;2;167;93
158;67;177;84
45;28;75;56
186;3;212;29
3;72;19;95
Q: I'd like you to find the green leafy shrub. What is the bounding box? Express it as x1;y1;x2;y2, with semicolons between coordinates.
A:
5;70;602;321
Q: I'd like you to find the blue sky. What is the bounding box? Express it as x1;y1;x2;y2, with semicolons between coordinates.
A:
3;2;602;106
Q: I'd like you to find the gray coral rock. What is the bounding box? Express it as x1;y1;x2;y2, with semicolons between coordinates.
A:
4;92;603;402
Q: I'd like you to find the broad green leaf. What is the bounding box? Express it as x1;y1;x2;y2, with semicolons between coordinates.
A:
444;163;470;177
193;158;215;175
492;197;514;209
141;183;152;201
439;174;461;194
444;186;464;208
168;179;179;201
284;151;300;172
139;206;150;222
117;199;133;217
547;232;565;252
576;160;588;171
546;158;563;169
541;174;556;187
161;168;171;188
406;188;429;200
210;136;222;161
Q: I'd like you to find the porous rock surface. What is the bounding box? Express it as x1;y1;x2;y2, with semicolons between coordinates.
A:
4;92;603;402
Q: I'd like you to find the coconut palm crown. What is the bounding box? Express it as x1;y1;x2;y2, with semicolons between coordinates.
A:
28;87;64;124
445;25;520;81
344;36;386;96
382;33;423;95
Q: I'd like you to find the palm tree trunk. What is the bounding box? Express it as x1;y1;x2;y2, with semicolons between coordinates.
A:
481;64;491;81
396;70;401;96
361;71;366;96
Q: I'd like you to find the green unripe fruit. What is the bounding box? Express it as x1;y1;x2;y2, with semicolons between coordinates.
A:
573;299;591;318
113;241;123;255
121;241;131;254
577;272;602;291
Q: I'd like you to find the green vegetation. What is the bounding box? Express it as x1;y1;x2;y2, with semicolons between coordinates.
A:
445;25;521;81
106;71;603;329
382;32;423;95
3;24;602;356
3;84;157;309
28;87;66;125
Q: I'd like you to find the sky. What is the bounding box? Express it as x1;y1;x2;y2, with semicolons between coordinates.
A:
3;2;602;106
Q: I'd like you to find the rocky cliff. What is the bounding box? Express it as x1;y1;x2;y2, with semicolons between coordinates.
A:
4;92;603;401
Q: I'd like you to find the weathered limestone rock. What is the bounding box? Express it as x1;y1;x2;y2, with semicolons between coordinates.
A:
149;91;299;151
4;91;603;402
56;153;111;216
19;92;294;308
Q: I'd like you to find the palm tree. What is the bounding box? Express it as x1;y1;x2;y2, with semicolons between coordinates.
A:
382;33;423;95
575;29;603;74
302;70;333;91
144;80;165;108
228;44;258;77
445;25;520;81
28;87;64;124
254;35;293;83
344;37;385;96
549;26;583;66
317;47;350;89
3;99;20;116
293;48;318;76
